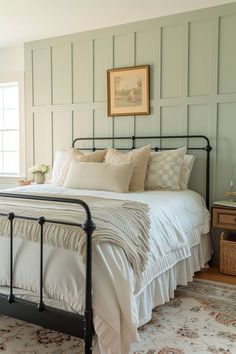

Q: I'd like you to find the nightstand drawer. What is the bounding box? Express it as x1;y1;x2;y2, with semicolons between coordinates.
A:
212;207;236;230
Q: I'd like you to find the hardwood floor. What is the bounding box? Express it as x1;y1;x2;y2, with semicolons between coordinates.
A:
194;266;236;286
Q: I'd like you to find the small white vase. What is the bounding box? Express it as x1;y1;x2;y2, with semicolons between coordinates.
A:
35;172;45;184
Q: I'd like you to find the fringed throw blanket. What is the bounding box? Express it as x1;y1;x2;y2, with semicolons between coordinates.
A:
0;194;150;279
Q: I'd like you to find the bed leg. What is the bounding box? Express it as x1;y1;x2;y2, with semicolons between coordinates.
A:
84;310;93;353
82;220;96;354
8;212;15;303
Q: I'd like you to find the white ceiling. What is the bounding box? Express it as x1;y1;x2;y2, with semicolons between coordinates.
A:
0;0;234;48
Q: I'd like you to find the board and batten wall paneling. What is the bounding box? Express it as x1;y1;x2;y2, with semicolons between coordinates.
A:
161;24;183;99
216;102;236;200
25;2;236;208
188;104;210;195
113;32;134;147
93;37;112;102
73;110;93;149
135;28;159;149
188;20;211;97
32;47;51;106
33;112;52;166
161;106;187;149
72;40;91;104
51;44;71;105
52;111;72;158
94;109;113;149
218;14;236;94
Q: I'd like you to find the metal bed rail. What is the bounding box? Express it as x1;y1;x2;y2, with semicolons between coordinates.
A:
0;193;96;354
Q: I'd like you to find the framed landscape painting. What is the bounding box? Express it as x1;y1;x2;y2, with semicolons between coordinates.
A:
107;65;150;117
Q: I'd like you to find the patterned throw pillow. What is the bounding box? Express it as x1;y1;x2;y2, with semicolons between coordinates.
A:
145;147;187;191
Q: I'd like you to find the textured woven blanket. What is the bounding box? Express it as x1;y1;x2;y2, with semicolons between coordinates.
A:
0;194;150;280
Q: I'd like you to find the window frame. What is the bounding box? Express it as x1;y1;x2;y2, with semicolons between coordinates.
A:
0;81;20;176
0;73;25;179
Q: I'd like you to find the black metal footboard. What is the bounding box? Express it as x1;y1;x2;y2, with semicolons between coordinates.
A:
0;193;96;354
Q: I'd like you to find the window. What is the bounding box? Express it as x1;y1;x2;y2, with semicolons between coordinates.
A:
0;82;19;175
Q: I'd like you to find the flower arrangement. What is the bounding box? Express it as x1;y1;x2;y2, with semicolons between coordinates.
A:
29;164;50;184
29;164;50;175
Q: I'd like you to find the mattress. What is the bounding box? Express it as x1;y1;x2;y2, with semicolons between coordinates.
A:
0;184;212;353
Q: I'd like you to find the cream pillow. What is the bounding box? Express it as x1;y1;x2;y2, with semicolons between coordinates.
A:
57;148;107;186
63;161;134;193
145;147;187;191
180;154;195;190
104;145;151;192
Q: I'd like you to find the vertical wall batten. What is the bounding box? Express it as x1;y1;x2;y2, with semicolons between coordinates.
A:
111;35;115;146
211;16;220;208
159;27;163;100
32;113;35;165
71;43;74;104
72;110;74;142
92;39;95;104
50;46;53;105
31;50;34;107
186;22;190;98
133;31;137;136
51;112;54;162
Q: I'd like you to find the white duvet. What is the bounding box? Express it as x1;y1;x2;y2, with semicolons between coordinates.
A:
0;185;210;353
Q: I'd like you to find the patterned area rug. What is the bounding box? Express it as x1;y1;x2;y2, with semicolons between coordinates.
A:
0;279;235;353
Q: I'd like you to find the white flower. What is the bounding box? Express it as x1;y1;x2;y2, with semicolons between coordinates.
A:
40;165;47;173
29;164;50;175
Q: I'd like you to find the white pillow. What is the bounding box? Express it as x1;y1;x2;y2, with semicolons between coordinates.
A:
63;161;135;193
180;154;195;190
145;147;186;191
51;149;67;184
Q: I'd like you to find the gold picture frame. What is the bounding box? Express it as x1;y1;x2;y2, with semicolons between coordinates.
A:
107;65;150;117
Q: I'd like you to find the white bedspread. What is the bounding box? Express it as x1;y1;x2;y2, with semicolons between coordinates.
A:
0;185;210;354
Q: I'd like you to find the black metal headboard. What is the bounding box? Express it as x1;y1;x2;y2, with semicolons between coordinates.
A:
72;135;212;209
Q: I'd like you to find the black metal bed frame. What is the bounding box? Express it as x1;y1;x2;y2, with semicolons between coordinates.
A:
0;135;212;354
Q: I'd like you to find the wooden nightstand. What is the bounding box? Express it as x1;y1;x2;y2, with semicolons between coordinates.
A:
212;204;236;230
212;203;236;276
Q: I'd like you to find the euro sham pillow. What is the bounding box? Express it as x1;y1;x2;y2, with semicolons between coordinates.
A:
104;145;151;192
51;149;67;184
56;148;83;186
77;150;107;163
180;154;195;190
145;147;187;191
63;161;134;193
56;148;107;186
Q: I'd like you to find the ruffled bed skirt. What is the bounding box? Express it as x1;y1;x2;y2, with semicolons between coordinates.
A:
136;233;213;327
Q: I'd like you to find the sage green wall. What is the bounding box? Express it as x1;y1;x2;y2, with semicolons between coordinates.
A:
25;2;236;263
